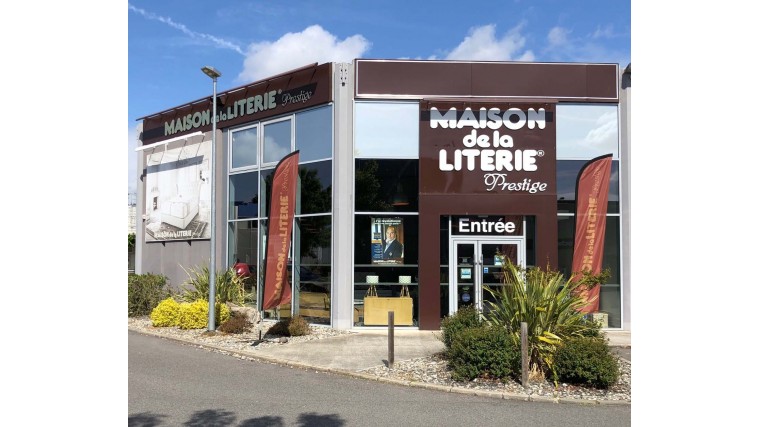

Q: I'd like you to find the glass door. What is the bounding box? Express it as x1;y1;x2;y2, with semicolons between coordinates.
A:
453;241;476;313
450;238;524;315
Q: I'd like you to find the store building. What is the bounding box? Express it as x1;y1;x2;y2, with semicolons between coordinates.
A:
135;59;631;331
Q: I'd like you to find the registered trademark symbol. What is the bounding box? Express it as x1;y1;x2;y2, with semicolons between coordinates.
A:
537;150;544;157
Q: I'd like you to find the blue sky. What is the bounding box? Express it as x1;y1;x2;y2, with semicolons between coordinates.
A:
128;1;630;194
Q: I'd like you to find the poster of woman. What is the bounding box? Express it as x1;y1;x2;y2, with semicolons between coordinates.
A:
371;217;404;265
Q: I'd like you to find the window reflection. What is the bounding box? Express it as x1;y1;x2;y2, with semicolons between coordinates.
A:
296;106;332;162
231;126;258;169
355;102;419;158
228;220;258;306
229;171;259;220
556;104;619;159
298;161;332;215
263;119;291;164
295;215;332;325
258;162;333;218
355;159;418;212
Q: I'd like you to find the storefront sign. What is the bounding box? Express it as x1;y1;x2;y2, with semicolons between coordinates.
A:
420;101;556;196
141;63;332;145
161;84;315;137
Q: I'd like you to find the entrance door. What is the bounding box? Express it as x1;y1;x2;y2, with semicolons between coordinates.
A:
449;238;524;315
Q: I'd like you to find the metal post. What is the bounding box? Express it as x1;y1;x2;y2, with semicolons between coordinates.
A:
388;311;395;368
521;321;529;387
202;66;222;332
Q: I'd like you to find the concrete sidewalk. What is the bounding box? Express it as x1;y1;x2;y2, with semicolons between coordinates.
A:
251;329;445;371
246;329;630;371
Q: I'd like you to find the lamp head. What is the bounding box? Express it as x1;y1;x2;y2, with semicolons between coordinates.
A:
201;66;222;79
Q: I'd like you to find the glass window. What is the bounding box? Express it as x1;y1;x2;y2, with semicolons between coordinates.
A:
231;126;258;169
355;159;419;212
599;285;621;328
353;214;419;326
557;214;621;328
229;171;259;220
556;160;620;214
259;168;275;218
355;102;419;158
263;119;292;164
296;106;332;162
556;104;619;159
298;161;332;215
294;215;332;325
557;215;620;284
228;220;259;307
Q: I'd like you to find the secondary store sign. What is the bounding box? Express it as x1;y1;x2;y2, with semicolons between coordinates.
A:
141;63;332;145
420;101;556;196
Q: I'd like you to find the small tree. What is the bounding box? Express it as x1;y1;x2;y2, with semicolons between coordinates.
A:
483;258;606;382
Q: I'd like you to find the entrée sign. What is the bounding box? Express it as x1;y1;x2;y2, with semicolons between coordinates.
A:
458;217;516;234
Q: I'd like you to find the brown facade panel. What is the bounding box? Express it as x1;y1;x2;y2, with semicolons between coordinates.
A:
470;62;588;98
586;64;619;99
356;60;618;101
356;60;472;97
417;195;558;330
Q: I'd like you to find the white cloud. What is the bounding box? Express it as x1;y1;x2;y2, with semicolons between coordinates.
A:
592;24;615;39
128;3;244;55
543;24;627;65
547;26;570;47
237;25;370;82
445;24;534;61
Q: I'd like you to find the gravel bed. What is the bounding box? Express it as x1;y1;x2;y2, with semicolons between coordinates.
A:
360;353;631;402
128;317;630;403
128;317;354;351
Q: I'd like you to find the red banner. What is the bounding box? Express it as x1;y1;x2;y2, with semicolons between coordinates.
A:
262;151;299;310
572;154;613;313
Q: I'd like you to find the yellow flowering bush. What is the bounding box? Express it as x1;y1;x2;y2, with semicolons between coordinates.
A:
176;299;231;330
150;297;180;327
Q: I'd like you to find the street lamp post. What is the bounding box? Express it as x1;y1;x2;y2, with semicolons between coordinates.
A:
202;65;221;332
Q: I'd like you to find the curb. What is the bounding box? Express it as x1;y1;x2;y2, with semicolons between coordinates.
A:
129;326;631;406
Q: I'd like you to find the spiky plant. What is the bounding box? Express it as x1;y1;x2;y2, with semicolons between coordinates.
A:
483;259;600;383
179;265;245;305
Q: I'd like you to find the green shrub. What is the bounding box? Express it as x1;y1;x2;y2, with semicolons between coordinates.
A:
180;265;245;305
448;325;520;382
266;318;290;336
554;336;620;388
150;297;181;327
219;312;253;334
176;300;231;330
483;259;606;379
128;273;170;317
287;315;310;337
439;305;483;353
578;316;605;339
265;315;310;337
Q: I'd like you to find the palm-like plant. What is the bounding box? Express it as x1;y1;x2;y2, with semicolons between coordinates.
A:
179;265;246;305
483;258;600;382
